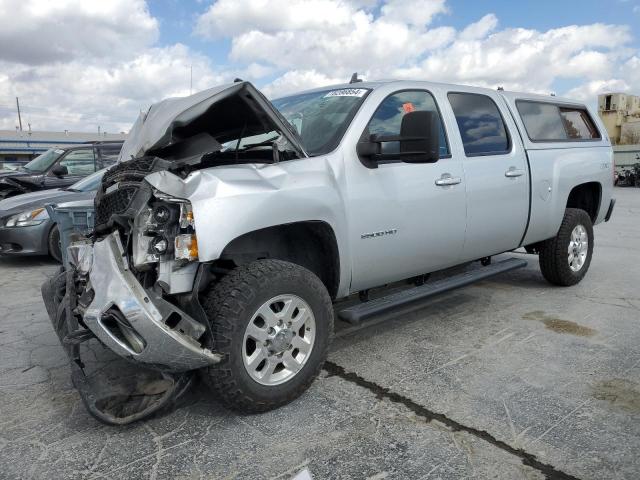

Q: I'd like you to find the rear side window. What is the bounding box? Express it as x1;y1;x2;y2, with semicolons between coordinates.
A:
448;93;510;156
517;101;600;141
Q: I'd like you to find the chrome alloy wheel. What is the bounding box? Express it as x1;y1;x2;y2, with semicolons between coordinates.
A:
568;224;588;272
242;294;316;386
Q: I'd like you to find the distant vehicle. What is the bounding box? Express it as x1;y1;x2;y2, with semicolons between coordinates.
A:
0;141;122;199
0;169;105;261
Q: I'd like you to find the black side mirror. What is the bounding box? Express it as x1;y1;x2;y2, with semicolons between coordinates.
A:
356;111;440;167
51;165;68;177
399;110;439;163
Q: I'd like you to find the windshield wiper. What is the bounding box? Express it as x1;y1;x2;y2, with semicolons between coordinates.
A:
237;134;281;151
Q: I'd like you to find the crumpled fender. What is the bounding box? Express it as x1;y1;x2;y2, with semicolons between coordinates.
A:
144;156;352;297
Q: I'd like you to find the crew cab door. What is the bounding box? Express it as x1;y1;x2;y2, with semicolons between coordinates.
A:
446;91;529;260
44;147;98;188
344;89;467;292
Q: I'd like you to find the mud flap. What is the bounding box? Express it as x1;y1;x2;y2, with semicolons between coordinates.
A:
41;268;195;425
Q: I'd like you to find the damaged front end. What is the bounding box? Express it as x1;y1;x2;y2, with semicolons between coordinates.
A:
42;81;301;424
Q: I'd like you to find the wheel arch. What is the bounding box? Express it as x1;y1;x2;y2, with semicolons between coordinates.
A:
565;181;602;222
217;220;341;299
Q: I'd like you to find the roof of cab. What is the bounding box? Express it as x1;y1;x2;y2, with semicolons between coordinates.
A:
280;79;588;108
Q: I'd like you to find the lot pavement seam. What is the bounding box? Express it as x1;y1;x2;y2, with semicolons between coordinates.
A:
323;361;581;480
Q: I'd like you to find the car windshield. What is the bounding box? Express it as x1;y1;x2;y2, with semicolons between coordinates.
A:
272;88;371;156
66;169;105;192
21;148;65;173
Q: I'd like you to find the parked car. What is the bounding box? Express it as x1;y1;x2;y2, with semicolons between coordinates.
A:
0;141;122;199
43;80;614;423
0;169;105;261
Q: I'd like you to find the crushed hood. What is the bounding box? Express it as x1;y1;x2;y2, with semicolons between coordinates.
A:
119;81;307;163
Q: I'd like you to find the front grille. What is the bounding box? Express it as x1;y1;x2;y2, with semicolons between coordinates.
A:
95;185;139;227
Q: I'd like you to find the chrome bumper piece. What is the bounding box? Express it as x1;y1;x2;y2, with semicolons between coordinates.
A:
73;232;220;371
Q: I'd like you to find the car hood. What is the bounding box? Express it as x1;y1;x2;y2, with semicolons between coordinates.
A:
0;188;95;215
0;169;31;180
119;81;307;164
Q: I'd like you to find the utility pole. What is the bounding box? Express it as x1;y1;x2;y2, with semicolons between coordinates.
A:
190;65;193;95
16;97;23;132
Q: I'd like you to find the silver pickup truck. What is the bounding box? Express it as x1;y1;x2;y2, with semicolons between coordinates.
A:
45;80;615;422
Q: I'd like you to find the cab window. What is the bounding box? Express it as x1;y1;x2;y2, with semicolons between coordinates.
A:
448;92;510;156
58;148;96;175
366;90;450;159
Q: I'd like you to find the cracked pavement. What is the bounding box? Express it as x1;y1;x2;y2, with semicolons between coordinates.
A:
1;187;639;479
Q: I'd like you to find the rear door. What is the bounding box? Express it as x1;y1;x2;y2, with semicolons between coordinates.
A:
446;91;529;260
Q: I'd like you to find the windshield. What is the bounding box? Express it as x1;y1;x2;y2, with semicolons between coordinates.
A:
21;148;65;173
272;88;370;156
67;169;105;192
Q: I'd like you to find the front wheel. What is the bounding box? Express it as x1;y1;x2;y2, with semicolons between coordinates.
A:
538;208;594;286
48;224;62;263
201;260;333;413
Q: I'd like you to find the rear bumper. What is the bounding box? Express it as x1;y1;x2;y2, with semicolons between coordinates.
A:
74;232;221;371
0;221;50;256
605;198;616;222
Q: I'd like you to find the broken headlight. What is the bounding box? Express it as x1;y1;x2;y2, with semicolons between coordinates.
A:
132;195;198;267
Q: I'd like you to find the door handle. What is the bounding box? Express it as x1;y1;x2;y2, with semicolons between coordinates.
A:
505;167;525;178
435;174;462;186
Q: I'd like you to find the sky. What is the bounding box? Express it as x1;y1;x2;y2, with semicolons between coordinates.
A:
0;0;638;133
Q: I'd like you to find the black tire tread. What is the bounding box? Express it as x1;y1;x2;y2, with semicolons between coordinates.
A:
201;259;333;413
48;224;62;263
538;208;593;286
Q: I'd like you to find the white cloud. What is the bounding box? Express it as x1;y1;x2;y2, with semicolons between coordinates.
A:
380;0;448;26
0;45;226;132
1;0;639;134
0;0;158;64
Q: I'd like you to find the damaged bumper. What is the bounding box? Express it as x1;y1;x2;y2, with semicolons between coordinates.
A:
74;231;221;371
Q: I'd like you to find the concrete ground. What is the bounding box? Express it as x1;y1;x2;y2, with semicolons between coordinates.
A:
1;187;639;480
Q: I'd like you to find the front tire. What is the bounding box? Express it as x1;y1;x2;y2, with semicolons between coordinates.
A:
201;260;333;413
48;224;62;263
538;208;593;286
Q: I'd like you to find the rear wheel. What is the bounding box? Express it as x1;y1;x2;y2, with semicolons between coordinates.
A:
48;224;62;263
201;259;333;413
538;208;593;286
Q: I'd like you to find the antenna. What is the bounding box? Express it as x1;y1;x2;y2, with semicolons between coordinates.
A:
16;97;23;132
349;72;362;84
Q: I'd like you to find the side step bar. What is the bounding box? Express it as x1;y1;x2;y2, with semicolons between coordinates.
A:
338;258;528;324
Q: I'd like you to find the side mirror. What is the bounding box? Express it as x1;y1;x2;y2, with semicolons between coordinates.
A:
51;165;68;177
356;111;440;167
398;110;439;163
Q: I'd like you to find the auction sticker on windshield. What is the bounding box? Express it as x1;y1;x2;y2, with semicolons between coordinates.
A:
324;89;368;98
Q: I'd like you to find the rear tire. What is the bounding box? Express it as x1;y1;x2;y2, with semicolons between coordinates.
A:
538;208;593;286
48;224;62;263
201;259;333;413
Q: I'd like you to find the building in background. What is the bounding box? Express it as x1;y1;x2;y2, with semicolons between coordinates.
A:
598;92;640;145
0;130;127;170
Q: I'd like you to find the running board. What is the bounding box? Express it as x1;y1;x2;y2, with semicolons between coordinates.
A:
338;258;528;324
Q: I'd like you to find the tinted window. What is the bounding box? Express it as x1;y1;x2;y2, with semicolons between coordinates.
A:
517;101;601;141
448;93;510;155
99;147;121;166
517;102;566;140
59;148;96;175
366;90;449;158
559;108;600;140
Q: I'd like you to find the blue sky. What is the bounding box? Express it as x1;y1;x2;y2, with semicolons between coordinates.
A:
1;0;639;132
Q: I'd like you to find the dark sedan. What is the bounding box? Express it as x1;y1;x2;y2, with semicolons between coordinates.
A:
0;141;121;199
0;169;104;261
